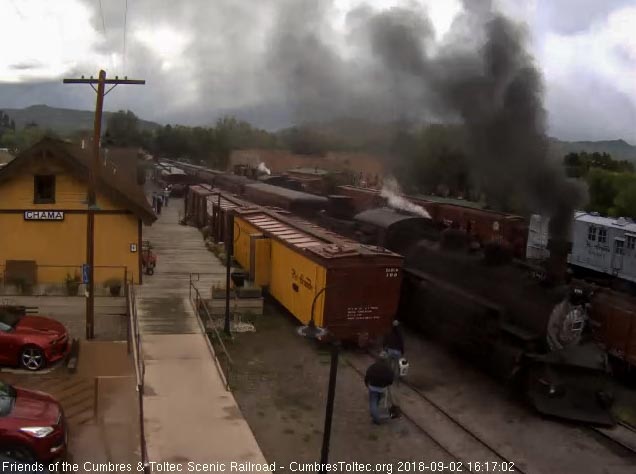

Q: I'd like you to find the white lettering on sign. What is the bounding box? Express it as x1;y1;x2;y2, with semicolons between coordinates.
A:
346;305;380;320
385;267;400;278
24;211;65;221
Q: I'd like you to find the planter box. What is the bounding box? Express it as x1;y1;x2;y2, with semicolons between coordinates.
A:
236;286;262;299
205;297;263;316
211;287;236;299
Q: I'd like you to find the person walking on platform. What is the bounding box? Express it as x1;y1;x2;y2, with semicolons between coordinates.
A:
163;187;170;207
156;193;163;215
365;355;397;425
384;320;405;380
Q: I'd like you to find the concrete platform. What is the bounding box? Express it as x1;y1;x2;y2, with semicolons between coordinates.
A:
136;197;266;463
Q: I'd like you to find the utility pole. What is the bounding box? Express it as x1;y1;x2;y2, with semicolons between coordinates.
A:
63;70;145;339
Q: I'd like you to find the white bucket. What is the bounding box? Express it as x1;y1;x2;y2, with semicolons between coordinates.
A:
398;358;409;377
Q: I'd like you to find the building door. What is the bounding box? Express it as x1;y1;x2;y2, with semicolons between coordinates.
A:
612;238;625;273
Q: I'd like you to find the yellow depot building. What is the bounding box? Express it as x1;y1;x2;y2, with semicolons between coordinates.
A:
0;137;156;293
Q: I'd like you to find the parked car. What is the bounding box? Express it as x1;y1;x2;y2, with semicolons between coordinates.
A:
0;307;70;371
0;381;67;462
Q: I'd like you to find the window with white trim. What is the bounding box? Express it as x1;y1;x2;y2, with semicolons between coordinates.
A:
627;236;636;250
598;228;608;244
615;239;625;255
588;225;597;241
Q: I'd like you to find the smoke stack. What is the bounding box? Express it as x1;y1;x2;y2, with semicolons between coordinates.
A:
546;238;572;286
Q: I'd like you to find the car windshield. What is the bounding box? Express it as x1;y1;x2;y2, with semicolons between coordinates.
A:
0;310;21;330
0;381;16;417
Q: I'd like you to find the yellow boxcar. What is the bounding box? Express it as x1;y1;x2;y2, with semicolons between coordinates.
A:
232;209;403;342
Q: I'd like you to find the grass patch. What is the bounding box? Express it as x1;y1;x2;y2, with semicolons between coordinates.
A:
283;428;296;435
368;433;379;441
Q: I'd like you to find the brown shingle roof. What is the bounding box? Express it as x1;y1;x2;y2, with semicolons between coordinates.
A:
0;137;156;224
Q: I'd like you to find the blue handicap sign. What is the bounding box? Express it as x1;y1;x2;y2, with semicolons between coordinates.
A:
82;264;90;284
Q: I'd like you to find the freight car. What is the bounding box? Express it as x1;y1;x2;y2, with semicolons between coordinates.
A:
242;183;329;218
407;196;529;259
399;239;615;425
526;212;636;293
185;184;216;228
336;185;386;214
590;289;636;372
229;208;403;343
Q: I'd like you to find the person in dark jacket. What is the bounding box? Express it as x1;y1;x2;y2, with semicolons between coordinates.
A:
365;356;395;424
384;320;405;379
156;194;163;215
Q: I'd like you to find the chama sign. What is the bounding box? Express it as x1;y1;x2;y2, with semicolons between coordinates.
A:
24;211;65;221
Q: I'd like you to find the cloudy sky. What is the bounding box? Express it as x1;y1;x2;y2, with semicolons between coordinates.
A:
1;0;634;142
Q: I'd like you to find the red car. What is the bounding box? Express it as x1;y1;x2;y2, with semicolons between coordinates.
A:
0;381;67;462
0;307;70;371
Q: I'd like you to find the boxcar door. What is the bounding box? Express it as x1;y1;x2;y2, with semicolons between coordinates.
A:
612;238;625;273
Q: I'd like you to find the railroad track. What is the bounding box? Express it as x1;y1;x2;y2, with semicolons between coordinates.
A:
343;352;528;474
592;421;636;455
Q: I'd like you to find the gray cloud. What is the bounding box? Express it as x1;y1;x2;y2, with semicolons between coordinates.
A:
0;0;633;146
536;0;632;34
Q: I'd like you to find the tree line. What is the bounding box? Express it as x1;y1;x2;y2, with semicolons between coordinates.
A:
564;152;636;218
0;111;61;152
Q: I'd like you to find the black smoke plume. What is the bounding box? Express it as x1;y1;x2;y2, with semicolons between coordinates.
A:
268;0;585;239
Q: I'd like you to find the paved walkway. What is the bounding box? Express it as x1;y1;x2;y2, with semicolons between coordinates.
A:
136;198;266;464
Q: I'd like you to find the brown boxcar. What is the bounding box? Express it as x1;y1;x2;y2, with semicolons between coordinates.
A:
232;208;403;342
408;197;529;258
243;183;328;217
590;289;636;369
206;190;253;243
336;185;385;214
186;184;215;228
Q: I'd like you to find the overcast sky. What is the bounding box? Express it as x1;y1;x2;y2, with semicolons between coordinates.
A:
1;0;634;142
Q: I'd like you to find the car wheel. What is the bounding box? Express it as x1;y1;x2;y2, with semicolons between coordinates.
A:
20;346;46;371
1;445;36;462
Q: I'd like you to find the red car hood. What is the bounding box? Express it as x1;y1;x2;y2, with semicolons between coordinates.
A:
15;316;66;338
11;387;61;425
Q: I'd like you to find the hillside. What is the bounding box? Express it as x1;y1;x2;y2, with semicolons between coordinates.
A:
550;138;636;163
0;105;161;135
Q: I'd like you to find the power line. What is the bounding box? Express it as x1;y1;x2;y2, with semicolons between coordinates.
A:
97;0;107;36
123;0;128;74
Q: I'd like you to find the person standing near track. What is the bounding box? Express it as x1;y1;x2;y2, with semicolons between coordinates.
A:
364;355;397;425
384;320;405;380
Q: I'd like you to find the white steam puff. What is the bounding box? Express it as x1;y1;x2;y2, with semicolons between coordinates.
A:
381;177;430;218
257;162;271;175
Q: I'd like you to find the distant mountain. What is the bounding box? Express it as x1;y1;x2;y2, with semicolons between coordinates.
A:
0;105;161;135
550;138;636;163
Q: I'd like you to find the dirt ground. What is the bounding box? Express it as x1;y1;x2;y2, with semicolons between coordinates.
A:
223;301;453;467
221;300;636;473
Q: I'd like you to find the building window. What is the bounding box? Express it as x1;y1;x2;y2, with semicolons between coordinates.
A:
598;228;608;244
34;175;55;204
627;236;636;250
615;239;625;255
588;226;597;241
